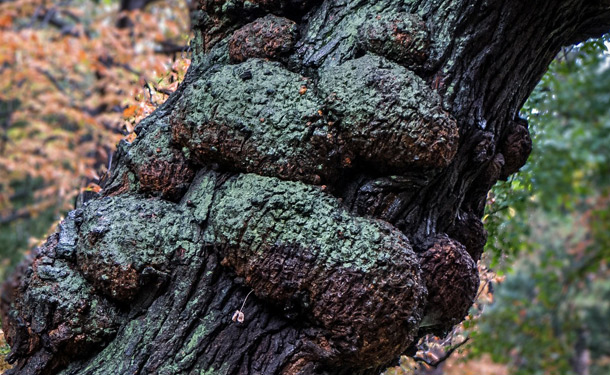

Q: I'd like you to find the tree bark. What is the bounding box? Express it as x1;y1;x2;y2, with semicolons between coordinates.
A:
3;1;610;374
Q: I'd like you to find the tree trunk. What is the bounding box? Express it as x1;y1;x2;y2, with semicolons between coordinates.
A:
572;328;591;375
3;1;610;374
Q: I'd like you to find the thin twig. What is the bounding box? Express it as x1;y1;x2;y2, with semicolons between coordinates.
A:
413;337;470;368
154;41;189;55
36;67;68;95
474;279;491;302
240;290;254;312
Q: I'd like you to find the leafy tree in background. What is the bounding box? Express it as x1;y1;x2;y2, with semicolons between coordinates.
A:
0;0;191;273
470;37;610;375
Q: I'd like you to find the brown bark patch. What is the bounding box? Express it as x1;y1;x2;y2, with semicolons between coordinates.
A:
199;0;318;50
135;151;195;200
447;211;487;262
359;13;430;68
171;118;331;185
499;118;532;180
77;256;140;302
102;171;131;197
221;239;425;368
418;235;479;334
229;15;297;63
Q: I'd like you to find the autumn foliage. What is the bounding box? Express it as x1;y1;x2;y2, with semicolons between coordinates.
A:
0;0;191;264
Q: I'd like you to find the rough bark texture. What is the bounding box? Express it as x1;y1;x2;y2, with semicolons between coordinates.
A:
3;1;610;374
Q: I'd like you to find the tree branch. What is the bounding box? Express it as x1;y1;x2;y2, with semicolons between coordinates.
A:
35;67;68;95
154;41;189;55
568;3;610;44
413;337;470;368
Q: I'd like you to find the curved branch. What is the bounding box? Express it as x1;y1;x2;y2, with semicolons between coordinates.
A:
413;337;470;368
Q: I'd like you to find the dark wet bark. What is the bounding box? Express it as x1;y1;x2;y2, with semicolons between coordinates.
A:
3;1;610;374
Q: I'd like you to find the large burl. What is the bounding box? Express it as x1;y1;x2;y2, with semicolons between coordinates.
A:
0;1;524;374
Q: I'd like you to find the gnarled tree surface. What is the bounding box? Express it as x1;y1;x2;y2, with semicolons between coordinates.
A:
3;1;610;374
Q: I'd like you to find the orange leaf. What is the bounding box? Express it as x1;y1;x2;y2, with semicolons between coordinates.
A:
85;183;102;193
0;14;13;28
78;49;88;63
123;104;138;118
125;132;137;143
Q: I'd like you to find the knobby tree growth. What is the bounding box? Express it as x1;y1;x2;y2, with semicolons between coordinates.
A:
2;1;610;374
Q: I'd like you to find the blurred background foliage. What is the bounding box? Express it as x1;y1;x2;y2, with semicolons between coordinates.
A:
0;1;609;374
0;0;192;280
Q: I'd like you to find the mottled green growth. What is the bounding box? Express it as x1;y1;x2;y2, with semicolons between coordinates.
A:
172;55;456;185
295;2;430;70
77;195;201;301
199;173;410;271
171;58;328;183
185;171;426;366
358;12;430;69
2;193;205;373
180;170;216;224
296;1;379;68
2;230;120;373
58;296;221;375
181;1;452;189
317;55;457;169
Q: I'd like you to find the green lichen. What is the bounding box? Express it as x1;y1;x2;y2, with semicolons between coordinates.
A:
8;229;122;364
180;170;217;224
171;311;218;371
57;247;225;375
176;1;456;188
297;2;429;69
79;194;200;269
171;58;323;175
358;12;430;68
126;117;175;166
172;54;456;185
184;172;415;272
297;1;369;68
61;306;168;374
181;171;426;365
76;195;201;300
23;258;116;339
317;54;457;168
